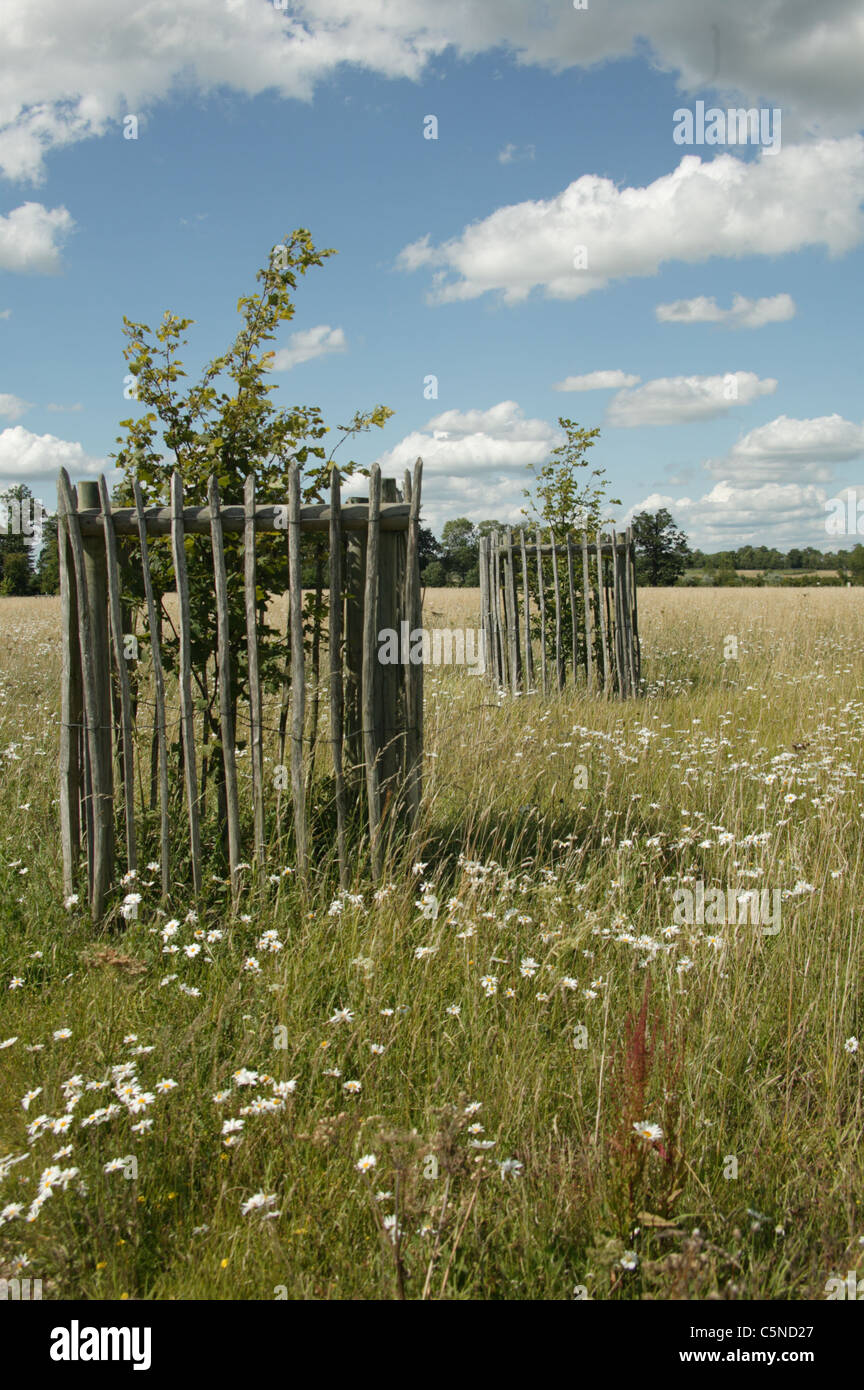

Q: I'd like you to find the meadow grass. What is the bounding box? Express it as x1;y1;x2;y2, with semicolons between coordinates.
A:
0;587;862;1300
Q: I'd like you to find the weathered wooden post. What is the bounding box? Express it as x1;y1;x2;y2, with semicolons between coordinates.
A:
378;477;403;793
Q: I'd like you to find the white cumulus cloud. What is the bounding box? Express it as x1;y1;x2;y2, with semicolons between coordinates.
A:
378;400;561;529
397;139;864;305
606;372;777;428
627;480;835;548
656;292;797;328
554;370;641;392
0;426;105;482
3;1;864;180
269;325;347;371
0;394;32;422
706;413;864;482
0;203;74;273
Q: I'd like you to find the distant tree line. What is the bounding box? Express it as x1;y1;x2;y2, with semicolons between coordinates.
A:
419;508;864;588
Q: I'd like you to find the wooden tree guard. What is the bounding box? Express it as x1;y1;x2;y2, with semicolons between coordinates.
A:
57;461;424;918
482;528;641;701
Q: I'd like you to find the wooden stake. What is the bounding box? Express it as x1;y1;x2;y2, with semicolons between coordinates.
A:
404;459;423;818
550;533;563;692
132;479;170;900
610;529;626;697
628;526;641;689
99;476;137;875
378;478;402;790
329;468;348;886
363;463;382;878
57;473;114;920
243;476;266;880
581;533;595;695
596;533;611;697
170;471;202;895
288;463;307;876
535;528;547;697
58;490;82;898
566;533;578;687
503;527;520;694
519;530;534;691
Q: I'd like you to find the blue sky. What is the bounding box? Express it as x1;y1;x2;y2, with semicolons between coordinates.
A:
2;1;864;549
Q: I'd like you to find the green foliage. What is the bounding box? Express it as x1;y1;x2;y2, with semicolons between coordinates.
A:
111;230;393;726
0;484;37;595
632;509;691;587
522;419;619;535
520;422;621;668
36;515;60;594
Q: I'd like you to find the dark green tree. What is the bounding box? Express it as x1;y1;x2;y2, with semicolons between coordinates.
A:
36;514;60;594
632;509;691;586
0;484;36;595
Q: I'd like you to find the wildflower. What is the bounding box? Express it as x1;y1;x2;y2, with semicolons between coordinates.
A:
127;1093;155;1115
272;1079;298;1098
257;931;282;953
243;957;261;973
414;945;437;960
343;1080;362;1095
845;1037;859;1054
445;1004;461;1017
155;1078;178;1093
467;1123;484;1135
355;1154;377;1173
232;1069;259;1088
222;1119;244;1135
53;1028;72;1040
464;1102;482;1115
479;975;498;997
130;1119;153;1134
121;892;142;921
520;957;539;978
104;1158;129;1173
369;1043;385;1055
9;977;24;990
64;894;79;909
21;1088;42;1111
620;1251;639;1271
184;943;201;959
633;1122;663;1143
241;1192;278;1216
328;1008;354;1026
499;1158;524;1179
0;1037;17;1050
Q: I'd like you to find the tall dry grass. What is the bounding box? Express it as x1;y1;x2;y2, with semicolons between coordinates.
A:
0;586;861;1299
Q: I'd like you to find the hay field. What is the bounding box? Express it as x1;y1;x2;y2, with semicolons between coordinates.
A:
0;586;862;1299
